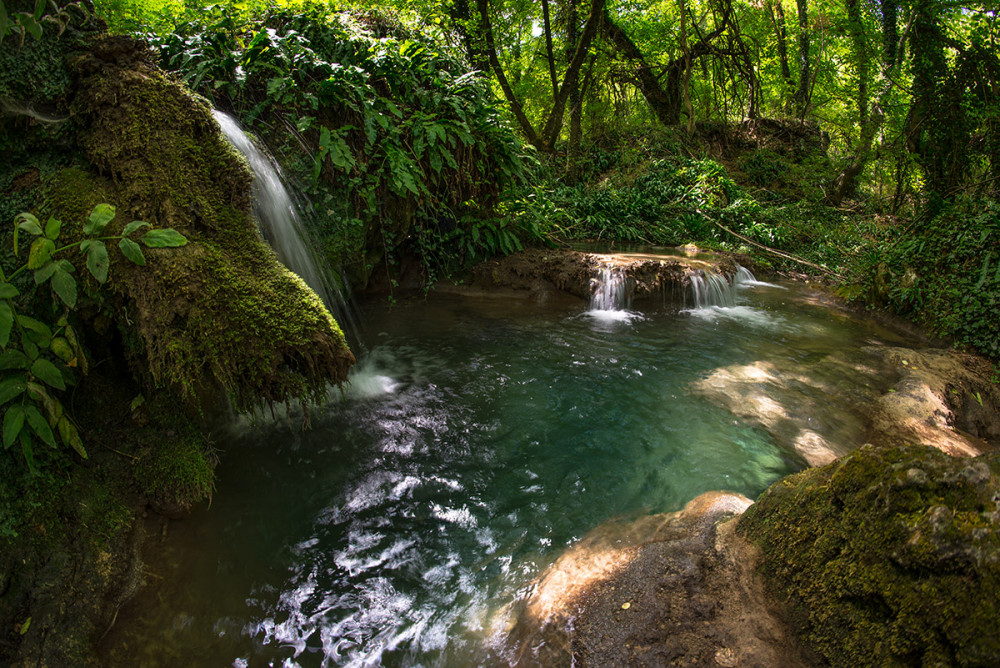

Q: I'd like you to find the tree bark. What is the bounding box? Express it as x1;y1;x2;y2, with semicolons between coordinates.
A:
538;0;606;149
566;0;583;177
601;2;732;127
792;0;811;117
768;0;792;89
477;0;539;146
450;0;489;73
477;0;604;151
601;9;683;125
542;0;559;100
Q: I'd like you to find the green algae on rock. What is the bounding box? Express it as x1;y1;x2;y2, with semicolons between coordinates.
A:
738;444;1000;666
53;35;354;410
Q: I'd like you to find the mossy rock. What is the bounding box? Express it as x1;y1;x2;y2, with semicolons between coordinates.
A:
738;444;1000;666
132;393;216;518
37;35;354;411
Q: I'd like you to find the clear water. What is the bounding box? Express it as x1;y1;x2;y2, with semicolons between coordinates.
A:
104;277;898;667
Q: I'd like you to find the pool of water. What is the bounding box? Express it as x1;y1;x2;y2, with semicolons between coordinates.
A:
103;275;899;667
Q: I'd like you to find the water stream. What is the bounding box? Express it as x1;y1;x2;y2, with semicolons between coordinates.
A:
213;111;361;342
103;265;903;666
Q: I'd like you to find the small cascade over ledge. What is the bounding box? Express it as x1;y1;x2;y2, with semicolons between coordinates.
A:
589;265;632;311
213;111;361;341
689;266;755;308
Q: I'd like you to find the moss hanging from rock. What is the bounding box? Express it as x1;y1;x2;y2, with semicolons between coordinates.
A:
738;444;1000;666
39;35;354;411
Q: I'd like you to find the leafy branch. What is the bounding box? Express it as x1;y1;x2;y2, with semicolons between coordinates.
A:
1;204;188;472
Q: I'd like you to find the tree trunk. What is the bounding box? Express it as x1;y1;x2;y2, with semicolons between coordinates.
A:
542;0;559;101
477;0;604;151
450;0;489;73
792;0;811;117
828;7;913;205
846;0;868;124
538;0;606;150
601;10;682;125
476;0;540;146
880;0;898;69
566;0;583;178
768;0;793;93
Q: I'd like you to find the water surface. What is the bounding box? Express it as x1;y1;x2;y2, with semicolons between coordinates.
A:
104;276;897;666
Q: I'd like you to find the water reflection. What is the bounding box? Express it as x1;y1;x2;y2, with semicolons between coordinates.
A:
104;279;896;667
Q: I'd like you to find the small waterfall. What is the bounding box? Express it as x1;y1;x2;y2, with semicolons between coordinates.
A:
590;266;631;311
213;111;361;341
689;266;755;309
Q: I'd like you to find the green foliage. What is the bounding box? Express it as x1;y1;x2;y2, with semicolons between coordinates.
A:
1;204;187;472
865;198;1000;359
148;4;529;286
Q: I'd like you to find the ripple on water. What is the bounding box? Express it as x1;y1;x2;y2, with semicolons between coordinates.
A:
103;280;898;667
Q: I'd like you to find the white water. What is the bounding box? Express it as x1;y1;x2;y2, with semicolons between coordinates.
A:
585;265;644;323
212;111;362;342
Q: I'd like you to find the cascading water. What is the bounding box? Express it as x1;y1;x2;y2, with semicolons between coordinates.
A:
689;265;755;308
589;265;631;311
212;111;361;340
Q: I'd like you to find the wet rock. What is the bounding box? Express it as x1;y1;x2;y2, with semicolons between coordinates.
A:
866;346;997;456
506;491;809;667
468;248;735;305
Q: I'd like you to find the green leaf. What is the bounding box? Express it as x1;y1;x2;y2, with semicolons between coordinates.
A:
84;204;115;235
20;430;37;474
51;270;77;308
30;358;65;391
29;382;62;426
17;315;52;341
25;404;56;447
33;0;45;21
16;213;43;236
140;229;188;248
0;350;29;370
4;405;24;449
33;262;58;285
19;14;41;40
86;241;109;283
0;302;13;348
0;377;26;405
22;339;38;361
57;416;86;459
44;216;62;240
79;239;93;252
122;220;150;237
50;338;74;364
27;237;55;270
118;238;146;265
18;616;30;635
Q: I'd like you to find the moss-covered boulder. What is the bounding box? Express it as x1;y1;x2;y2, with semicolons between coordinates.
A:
40;35;354;410
738;444;1000;666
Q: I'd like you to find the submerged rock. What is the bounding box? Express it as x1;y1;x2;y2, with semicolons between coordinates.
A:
506;492;808;667
738;443;1000;666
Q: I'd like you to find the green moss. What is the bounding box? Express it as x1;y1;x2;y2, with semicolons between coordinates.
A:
133;422;214;516
36;36;355;411
738;444;1000;666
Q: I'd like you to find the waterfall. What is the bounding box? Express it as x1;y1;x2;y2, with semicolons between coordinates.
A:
589;265;631;311
689;266;755;309
212;111;361;340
